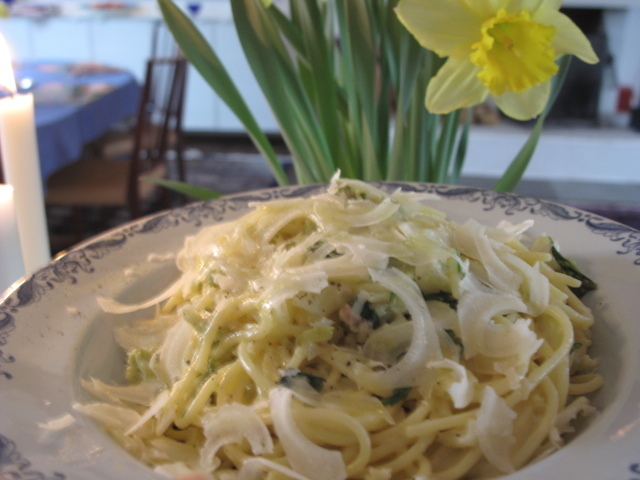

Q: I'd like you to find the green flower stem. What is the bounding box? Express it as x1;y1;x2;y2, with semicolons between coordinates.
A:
405;85;423;181
142;177;221;200
435;110;461;183
450;112;470;185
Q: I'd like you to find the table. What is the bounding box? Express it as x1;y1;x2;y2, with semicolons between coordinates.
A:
4;60;141;182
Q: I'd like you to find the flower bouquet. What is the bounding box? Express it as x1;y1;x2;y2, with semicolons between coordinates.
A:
156;0;598;197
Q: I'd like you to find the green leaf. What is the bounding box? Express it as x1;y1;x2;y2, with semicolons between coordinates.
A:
268;4;306;57
375;0;403;90
434;109;462;184
570;342;583;354
387;101;407;180
279;369;326;392
157;0;289;186
232;0;335;182
450;111;470;184
444;329;463;351
341;0;377;129
424;291;458;310
424;111;439;181
416;106;431;181
550;240;597;298
335;0;379;180
395;26;425;118
380;386;411;406
141;177;221;200
291;0;342;167
493;56;573;192
359;301;382;329
405;85;424;181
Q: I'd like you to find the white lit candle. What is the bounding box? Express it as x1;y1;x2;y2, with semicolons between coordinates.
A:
0;34;50;274
0;184;25;295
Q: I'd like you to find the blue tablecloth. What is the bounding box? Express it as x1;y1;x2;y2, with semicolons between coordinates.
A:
13;61;141;182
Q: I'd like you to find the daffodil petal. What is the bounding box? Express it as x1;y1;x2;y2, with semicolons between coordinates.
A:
534;8;599;63
506;0;544;14
426;55;488;113
395;0;482;57
493;80;550;120
461;0;506;18
538;0;563;12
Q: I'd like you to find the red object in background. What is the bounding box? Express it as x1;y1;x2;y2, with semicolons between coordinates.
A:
617;86;633;112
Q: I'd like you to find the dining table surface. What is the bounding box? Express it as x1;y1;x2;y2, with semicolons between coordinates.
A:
7;59;141;182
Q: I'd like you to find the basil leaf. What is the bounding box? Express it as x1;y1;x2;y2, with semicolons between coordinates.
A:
445;329;463;352
570;342;583;354
279;369;325;392
360;300;382;329
424;291;458;310
380;386;411;406
550;241;597;298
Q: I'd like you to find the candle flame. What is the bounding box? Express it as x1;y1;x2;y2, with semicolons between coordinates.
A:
0;34;17;94
0;183;15;203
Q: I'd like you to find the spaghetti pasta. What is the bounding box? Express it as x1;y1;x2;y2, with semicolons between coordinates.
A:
77;176;603;480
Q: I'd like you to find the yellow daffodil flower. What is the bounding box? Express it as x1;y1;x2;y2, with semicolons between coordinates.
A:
395;0;599;120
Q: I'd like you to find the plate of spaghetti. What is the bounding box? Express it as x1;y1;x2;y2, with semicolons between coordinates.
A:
1;176;638;480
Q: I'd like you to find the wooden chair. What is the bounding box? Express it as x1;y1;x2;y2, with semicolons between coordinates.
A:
45;55;188;240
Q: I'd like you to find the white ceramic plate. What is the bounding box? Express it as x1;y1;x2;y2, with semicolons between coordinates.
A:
1;183;639;480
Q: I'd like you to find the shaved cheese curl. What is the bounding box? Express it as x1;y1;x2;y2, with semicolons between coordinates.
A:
453;219;521;294
458;290;542;363
430;358;477;409
477;387;517;473
354;268;442;396
269;387;347;480
239;457;311;480
200;403;273;471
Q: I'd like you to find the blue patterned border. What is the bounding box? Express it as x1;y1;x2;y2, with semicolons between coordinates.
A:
0;434;65;479
424;185;640;264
